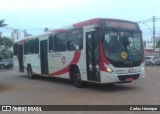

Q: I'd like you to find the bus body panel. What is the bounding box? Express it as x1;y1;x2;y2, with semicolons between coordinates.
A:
13;18;145;85
100;63;145;83
48;51;76;77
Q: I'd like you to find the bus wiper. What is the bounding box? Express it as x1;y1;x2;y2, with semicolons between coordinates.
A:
122;33;130;49
113;30;129;50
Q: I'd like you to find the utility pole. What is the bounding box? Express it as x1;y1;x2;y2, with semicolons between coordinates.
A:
153;16;155;54
139;16;160;55
152;16;160;55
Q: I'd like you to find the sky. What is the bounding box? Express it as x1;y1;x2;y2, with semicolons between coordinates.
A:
0;0;160;41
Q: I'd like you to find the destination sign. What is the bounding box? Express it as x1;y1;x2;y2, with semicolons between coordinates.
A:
101;20;138;30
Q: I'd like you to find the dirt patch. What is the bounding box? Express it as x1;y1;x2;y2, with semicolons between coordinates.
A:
0;82;18;93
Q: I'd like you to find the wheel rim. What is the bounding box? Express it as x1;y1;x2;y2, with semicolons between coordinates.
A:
73;71;81;83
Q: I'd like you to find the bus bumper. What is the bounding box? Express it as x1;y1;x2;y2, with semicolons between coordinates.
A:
100;71;145;84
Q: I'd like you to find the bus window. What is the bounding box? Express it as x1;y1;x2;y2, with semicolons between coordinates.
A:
49;34;54;53
54;32;67;52
24;42;27;54
24;39;35;55
24;41;29;55
35;38;39;54
29;39;35;54
14;43;18;55
67;28;83;51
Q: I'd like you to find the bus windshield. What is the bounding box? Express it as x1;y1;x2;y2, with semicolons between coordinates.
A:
103;30;143;62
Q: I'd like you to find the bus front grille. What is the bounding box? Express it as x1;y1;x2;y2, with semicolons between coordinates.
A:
118;74;140;81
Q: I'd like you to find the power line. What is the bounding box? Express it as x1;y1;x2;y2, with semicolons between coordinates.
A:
138;18;152;23
141;27;160;31
139;16;160;53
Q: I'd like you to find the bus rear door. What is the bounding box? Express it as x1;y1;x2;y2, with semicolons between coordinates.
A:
19;44;24;72
40;40;49;75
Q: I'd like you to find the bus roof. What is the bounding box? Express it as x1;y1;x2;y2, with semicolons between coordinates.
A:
73;18;137;28
51;18;139;31
14;18;139;43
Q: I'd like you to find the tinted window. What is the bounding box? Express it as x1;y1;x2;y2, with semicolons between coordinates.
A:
103;31;143;62
24;42;27;54
1;58;13;62
54;33;67;52
24;39;35;54
49;34;54;53
29;39;35;54
35;38;39;54
145;57;151;59
67;28;83;51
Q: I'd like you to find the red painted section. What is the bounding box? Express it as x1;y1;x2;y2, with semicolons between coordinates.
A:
145;49;154;53
99;42;110;71
73;18;100;28
49;51;81;76
73;18;135;28
49;18;135;34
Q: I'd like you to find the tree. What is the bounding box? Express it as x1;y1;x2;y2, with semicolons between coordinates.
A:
0;36;13;59
0;19;10;59
0;19;7;28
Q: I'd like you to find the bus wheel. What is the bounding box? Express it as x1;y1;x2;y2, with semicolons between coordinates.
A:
27;66;34;79
72;67;84;88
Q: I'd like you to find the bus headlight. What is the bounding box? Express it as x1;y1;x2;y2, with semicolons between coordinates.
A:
106;67;113;73
104;63;114;73
141;67;144;72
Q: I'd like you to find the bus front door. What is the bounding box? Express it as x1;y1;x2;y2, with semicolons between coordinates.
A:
86;31;100;82
40;40;49;75
19;45;24;72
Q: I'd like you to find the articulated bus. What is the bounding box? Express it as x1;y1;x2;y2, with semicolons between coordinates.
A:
13;18;145;87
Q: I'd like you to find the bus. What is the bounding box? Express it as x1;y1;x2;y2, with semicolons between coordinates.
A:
13;18;145;87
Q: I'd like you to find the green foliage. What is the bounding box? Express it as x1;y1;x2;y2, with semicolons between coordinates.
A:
0;19;10;59
0;19;7;27
0;36;13;58
0;20;7;27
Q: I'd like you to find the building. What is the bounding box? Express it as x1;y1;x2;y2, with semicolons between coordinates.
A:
144;37;160;56
11;29;21;42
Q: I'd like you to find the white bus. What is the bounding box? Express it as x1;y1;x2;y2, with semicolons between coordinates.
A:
13;18;145;87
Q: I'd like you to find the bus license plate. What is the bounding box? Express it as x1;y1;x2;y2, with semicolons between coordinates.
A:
125;78;133;81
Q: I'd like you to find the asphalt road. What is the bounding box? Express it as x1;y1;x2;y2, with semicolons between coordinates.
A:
0;67;160;114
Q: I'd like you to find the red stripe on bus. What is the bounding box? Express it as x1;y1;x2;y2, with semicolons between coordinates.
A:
99;42;110;71
73;18;100;28
49;51;81;76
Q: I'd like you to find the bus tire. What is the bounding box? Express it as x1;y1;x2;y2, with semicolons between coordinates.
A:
71;67;84;88
27;65;34;79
